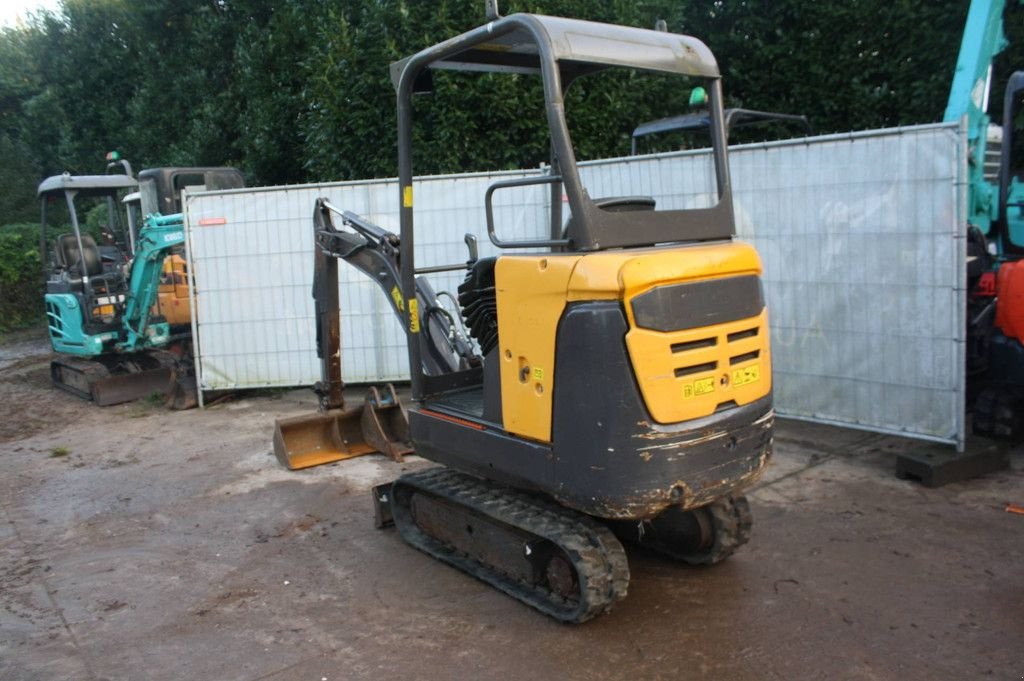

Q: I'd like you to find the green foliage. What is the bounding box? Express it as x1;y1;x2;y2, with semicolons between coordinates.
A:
82;202;122;243
0;0;1022;206
7;0;1024;332
0;222;42;332
0;134;39;223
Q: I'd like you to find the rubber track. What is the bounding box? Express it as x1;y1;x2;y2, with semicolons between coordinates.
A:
50;356;111;401
622;495;753;566
392;467;629;623
686;495;753;566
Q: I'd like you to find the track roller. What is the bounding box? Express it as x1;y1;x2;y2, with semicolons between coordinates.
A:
390;467;629;623
610;495;752;566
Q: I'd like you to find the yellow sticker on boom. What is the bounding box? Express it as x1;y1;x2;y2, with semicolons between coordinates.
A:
402;185;413;208
408;298;420;333
731;365;760;387
682;377;715;399
390;285;404;311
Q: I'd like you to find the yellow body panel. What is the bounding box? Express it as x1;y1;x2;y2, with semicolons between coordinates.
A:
567;241;763;301
495;240;772;441
495;255;580;442
152;255;191;327
625;308;771;423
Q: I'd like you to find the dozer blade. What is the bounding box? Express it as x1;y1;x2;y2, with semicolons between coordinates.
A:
273;384;414;470
50;353;177;407
92;367;174;406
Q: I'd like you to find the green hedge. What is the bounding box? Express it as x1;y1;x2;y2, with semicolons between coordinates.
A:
0;223;43;333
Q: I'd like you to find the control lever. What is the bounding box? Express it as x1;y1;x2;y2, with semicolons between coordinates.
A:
464;233;479;266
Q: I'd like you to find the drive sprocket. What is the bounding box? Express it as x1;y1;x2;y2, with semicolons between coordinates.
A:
610;494;753;566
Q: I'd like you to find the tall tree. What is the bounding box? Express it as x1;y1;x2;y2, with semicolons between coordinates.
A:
0;0;1023;223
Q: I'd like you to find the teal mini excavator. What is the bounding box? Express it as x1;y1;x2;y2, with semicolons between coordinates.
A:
896;0;1024;484
39;170;190;406
949;0;1024;438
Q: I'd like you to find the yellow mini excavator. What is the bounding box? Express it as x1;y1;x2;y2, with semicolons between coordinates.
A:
279;5;774;622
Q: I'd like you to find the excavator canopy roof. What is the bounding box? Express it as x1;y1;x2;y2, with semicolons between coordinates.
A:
632;109;813;138
390;13;719;88
37;173;137;198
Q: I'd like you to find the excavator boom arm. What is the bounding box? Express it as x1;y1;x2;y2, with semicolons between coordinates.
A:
312;200;477;390
944;0;1011;126
117;213;185;352
943;0;1023;234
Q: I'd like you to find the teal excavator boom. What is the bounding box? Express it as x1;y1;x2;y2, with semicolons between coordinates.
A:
928;0;1024;448
943;0;1018;235
117;213;185;352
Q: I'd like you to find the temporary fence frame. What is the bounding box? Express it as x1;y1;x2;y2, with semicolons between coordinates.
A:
185;122;966;449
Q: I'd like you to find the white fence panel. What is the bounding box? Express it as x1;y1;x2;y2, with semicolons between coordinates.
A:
185;171;548;393
577;124;965;446
186;123;965;446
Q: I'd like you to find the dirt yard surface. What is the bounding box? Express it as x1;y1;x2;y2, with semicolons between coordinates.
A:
1;330;1022;680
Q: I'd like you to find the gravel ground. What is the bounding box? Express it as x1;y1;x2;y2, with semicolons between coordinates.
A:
1;328;1022;680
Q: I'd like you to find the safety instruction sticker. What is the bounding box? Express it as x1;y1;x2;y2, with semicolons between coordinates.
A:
682;377;715;399
402;185;413;208
408;298;420;333
731;365;760;387
532;367;544;381
390;285;404;311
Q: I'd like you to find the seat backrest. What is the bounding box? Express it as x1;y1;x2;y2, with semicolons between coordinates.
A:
561;196;657;240
57;233;103;278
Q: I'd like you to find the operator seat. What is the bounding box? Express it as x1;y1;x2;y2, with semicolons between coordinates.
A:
56;233;104;278
561;196;656;240
54;233;127;296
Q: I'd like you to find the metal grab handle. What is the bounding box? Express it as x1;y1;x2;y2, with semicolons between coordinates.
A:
484;174;571;248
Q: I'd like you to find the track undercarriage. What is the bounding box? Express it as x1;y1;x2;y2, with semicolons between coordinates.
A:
290;8;778;623
383;467;753;623
50;349;189;407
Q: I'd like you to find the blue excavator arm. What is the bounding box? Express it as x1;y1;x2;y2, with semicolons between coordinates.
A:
944;0;1010;126
943;0;1022;234
116;213;186;352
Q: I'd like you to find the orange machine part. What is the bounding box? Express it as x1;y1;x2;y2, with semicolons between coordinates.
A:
996;260;1024;342
151;255;192;327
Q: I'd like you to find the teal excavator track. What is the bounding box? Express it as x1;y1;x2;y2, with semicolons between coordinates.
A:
50;350;178;406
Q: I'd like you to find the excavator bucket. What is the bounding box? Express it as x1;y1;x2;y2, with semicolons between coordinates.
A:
360;385;414;461
274;208;414;471
273;407;376;470
164;367;198;411
272;384;413;470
